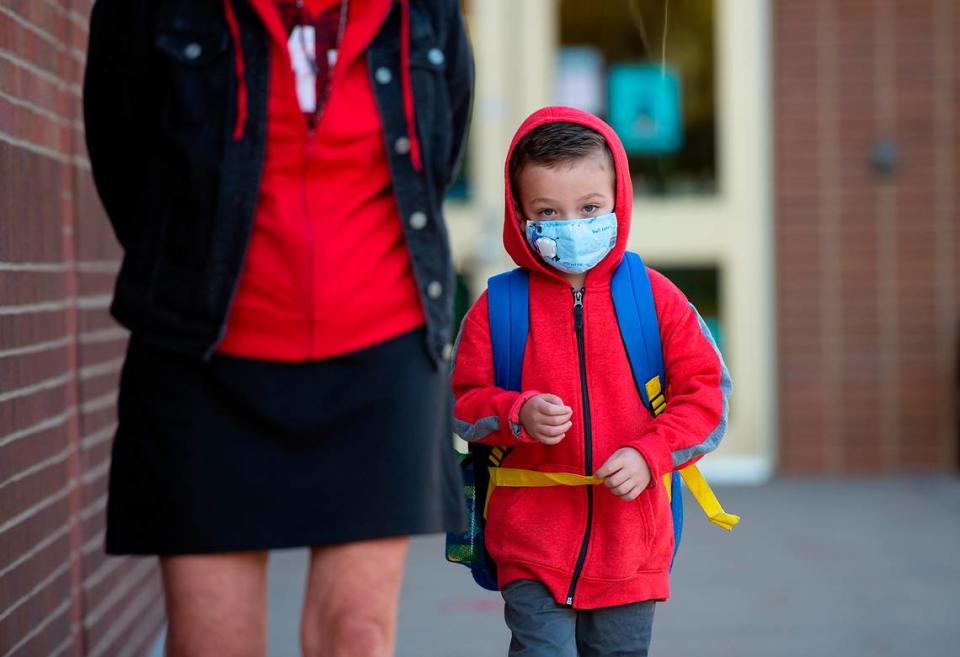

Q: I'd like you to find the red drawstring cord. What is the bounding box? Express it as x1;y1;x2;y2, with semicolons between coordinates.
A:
224;0;419;166
399;0;423;171
223;0;248;141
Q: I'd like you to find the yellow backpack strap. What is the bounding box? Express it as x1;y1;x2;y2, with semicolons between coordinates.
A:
678;464;740;531
484;468;602;517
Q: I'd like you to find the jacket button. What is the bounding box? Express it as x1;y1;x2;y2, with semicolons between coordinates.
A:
427;48;445;66
427;281;443;299
409;211;428;230
394;136;411;155
442;342;454;361
184;42;203;60
375;66;392;84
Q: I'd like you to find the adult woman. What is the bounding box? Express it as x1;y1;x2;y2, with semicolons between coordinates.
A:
83;0;472;654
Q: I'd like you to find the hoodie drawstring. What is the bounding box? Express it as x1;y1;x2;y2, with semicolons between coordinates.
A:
399;0;423;171
223;0;248;141
223;0;420;169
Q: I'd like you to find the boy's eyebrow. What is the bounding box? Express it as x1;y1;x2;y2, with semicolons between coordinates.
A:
528;193;609;205
528;197;559;206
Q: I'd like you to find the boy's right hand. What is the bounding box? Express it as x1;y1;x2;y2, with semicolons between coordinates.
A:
518;394;573;445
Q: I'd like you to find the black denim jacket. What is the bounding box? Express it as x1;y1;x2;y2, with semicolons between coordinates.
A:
83;0;473;365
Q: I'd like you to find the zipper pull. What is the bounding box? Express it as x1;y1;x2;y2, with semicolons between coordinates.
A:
572;288;585;331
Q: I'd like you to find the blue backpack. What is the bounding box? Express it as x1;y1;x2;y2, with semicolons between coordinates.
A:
446;252;734;591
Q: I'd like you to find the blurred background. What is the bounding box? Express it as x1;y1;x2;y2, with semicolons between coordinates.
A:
1;0;958;656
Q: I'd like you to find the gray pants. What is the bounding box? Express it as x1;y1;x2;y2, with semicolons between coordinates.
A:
501;580;656;657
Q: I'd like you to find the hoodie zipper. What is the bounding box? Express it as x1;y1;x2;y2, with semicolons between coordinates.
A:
303;128;316;356
565;287;593;606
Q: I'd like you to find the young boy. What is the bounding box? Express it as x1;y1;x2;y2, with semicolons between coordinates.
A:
451;106;732;656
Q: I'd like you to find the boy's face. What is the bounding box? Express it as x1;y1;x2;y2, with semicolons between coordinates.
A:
516;153;616;223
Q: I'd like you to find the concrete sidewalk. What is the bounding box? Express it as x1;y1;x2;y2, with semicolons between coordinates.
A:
258;477;960;656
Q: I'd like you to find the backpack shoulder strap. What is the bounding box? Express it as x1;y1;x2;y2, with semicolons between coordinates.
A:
449;268;529;592
486;268;529;393
610;251;667;416
611;252;687;569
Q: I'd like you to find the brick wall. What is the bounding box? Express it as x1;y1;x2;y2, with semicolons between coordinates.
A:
775;0;959;473
0;1;164;655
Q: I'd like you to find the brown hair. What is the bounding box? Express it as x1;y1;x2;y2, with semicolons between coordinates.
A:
509;122;615;197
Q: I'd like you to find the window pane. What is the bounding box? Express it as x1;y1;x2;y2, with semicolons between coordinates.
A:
557;0;717;197
654;265;724;354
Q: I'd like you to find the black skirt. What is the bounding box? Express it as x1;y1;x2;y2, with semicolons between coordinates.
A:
105;329;466;555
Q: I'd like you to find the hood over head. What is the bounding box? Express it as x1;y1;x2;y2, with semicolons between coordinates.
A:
502;106;633;285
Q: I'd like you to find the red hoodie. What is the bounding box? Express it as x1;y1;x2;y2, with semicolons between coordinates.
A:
451;107;732;609
217;0;425;361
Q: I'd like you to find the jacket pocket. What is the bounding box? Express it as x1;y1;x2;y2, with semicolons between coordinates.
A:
153;24;230;128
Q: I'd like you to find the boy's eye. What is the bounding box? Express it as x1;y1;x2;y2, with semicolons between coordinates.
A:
537;208;557;218
582;204;600;214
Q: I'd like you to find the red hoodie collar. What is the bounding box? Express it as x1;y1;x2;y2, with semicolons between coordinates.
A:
502;106;634;288
223;0;422;172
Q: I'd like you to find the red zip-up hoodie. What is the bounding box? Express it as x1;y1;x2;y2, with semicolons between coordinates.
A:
216;0;425;361
451;107;732;609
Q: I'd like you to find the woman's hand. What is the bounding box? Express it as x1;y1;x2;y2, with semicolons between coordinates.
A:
518;394;573;445
596;447;652;501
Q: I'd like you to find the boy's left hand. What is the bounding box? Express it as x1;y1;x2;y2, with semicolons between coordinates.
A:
595;447;652;501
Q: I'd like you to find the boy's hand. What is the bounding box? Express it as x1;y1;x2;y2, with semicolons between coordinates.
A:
518;394;573;445
596;447;652;501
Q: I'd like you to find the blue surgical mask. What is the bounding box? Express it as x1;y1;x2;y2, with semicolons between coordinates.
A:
525;212;618;274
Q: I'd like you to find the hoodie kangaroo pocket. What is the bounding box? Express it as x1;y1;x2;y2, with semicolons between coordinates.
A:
636;487;657;551
485;483;584;573
582;485;657;581
634;484;675;574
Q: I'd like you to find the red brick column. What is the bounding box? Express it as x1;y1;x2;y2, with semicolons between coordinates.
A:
1;1;164;655
774;0;960;474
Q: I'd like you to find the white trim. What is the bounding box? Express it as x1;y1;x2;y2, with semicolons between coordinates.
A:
756;0;779;474
693;455;773;486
